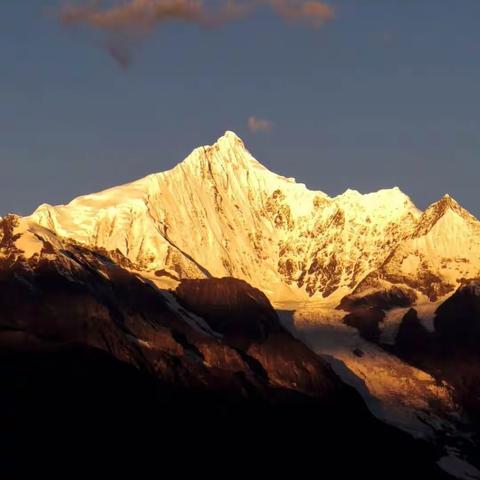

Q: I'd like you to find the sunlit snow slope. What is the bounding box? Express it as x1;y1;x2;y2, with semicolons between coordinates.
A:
29;131;478;304
17;131;480;478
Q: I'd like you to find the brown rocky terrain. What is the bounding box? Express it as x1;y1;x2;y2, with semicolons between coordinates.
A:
0;216;450;479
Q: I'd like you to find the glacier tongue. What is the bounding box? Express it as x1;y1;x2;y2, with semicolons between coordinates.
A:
277;304;457;439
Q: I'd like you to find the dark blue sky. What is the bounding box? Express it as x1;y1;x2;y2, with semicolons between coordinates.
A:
1;1;479;216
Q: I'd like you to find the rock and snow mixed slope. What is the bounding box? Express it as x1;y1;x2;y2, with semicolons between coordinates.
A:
351;195;480;303
0;214;344;399
3;215;458;480
6;131;480;478
28;130;479;305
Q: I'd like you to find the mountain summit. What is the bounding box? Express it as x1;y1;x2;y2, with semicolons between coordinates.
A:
29;132;480;303
4;132;480;479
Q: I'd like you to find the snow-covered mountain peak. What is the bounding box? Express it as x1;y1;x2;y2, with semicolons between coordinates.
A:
431;194;462;213
180;130;252;168
25;131;480;303
218;130;245;146
333;187;420;232
351;192;480;302
429;194;473;217
414;194;479;238
336;186;417;209
202;130;247;156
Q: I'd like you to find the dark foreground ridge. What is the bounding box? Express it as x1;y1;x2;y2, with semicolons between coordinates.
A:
0;217;450;478
0;342;450;479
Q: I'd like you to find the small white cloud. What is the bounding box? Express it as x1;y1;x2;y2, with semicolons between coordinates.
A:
248;116;273;133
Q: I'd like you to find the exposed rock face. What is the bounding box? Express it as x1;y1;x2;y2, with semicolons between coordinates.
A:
176;277;282;343
0;216;454;479
435;280;480;346
0;215;350;402
176;277;340;395
395;308;431;352
392;282;480;423
339;286;417;311
344;307;385;342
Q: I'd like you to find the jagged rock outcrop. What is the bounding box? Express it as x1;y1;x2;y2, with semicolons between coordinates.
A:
0;215;452;479
176;277;282;343
435;280;480;346
393;281;480;421
176;277;339;394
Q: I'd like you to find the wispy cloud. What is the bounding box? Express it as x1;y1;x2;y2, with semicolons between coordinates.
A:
58;0;334;68
248;116;273;133
59;0;253;33
270;0;334;27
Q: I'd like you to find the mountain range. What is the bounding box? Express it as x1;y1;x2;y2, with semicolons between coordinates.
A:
27;131;480;305
1;132;480;479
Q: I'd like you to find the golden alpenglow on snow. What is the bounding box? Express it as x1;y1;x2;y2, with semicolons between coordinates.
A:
3;2;480;479
15;133;479;479
30;132;480;305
